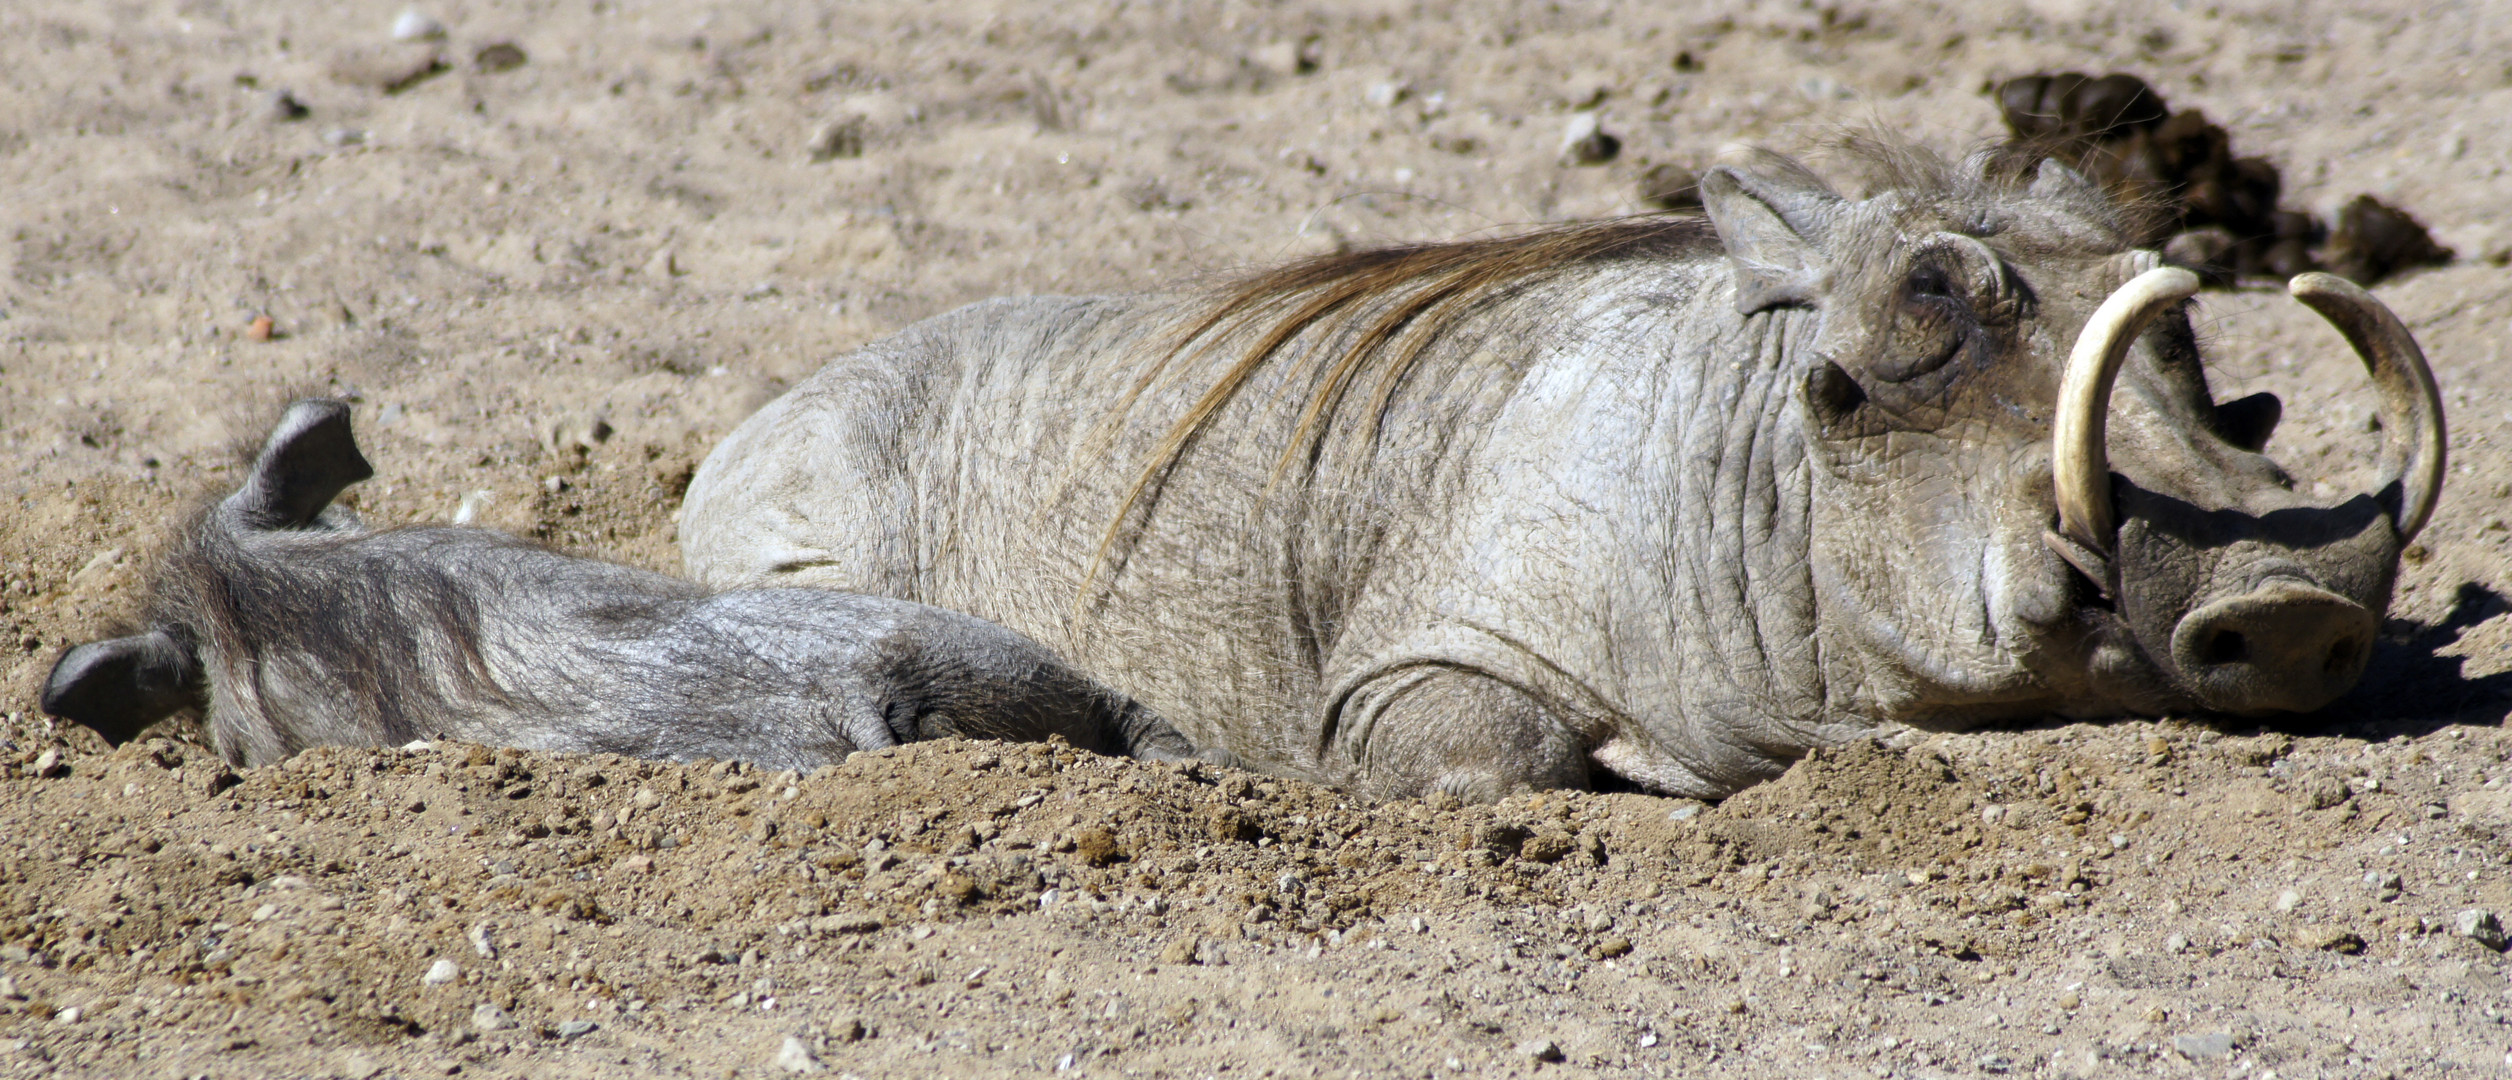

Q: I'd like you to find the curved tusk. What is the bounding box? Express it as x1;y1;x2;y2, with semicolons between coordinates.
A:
2052;264;2202;553
2288;273;2448;542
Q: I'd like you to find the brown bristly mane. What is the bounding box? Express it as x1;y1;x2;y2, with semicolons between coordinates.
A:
1082;213;1719;594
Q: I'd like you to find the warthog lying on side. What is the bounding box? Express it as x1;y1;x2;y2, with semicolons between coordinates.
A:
682;142;2445;801
41;400;1198;770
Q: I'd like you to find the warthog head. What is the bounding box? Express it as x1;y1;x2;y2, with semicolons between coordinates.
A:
1703;146;2443;723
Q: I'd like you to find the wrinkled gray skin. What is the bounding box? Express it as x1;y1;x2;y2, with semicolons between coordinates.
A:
41;400;1197;770
681;147;2430;802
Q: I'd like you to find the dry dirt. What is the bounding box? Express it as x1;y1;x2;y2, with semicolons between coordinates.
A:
4;0;2512;1077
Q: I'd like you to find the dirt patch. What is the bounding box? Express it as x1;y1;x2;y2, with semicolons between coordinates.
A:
5;0;2511;1076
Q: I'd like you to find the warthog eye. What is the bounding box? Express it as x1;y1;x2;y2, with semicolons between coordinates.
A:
1906;264;1958;301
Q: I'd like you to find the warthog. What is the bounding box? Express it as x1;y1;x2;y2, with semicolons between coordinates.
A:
41;400;1198;770
679;143;2445;801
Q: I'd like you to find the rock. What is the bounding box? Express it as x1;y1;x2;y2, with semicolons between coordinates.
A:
555;1019;596;1040
423;959;459;985
1558;113;1620;166
544;414;613;457
470;1003;516;1031
1519;830;1577;864
1250;38;1321;77
343;1052;383;1079
67;547;122;592
2171;1032;2233;1059
195;762;241;795
2273;889;2302;912
1591;936;1633;959
1365;81;1409;107
473;42;528;74
2454;909;2506;951
328;46;447;95
2365;871;2402;900
806;118;866;163
30;749;62;779
1158;935;1202;965
2312;929;2367;954
469;923;498;960
247;315;276;342
775;1035;819;1073
2162;933;2188;954
826;1016;866;1043
1071;826;1122;866
1515;1037;1564;1062
391;9;446;42
2300;774;2351;810
1474;822;1529;857
268;90;311;122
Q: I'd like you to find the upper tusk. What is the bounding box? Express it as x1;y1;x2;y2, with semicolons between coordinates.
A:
2052;265;2201;554
2288;272;2448;542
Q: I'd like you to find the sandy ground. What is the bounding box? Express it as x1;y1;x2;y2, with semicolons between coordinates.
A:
4;0;2512;1076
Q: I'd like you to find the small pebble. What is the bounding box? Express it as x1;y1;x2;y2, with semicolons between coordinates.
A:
324;128;368;147
2455;909;2506;951
555;1019;596;1040
775;1034;820;1073
247;315;275;342
268;90;310;122
2273;888;2302;912
1249;39;1319;77
53;1007;79;1025
2163;933;2188;954
473;42;528;74
806;118;866;163
391;9;446;42
422;959;459;985
1558;113;1620;166
1365;81;1409;107
2172;1031;2233;1059
1514;1038;1564;1062
31;749;63;779
469;1002;516;1031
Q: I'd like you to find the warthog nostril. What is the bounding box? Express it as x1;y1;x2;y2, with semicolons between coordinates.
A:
2199;630;2248;666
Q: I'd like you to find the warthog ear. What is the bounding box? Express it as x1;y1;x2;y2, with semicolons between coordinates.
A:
41;631;202;746
2212;391;2283;452
1701;150;1842;316
226;399;374;529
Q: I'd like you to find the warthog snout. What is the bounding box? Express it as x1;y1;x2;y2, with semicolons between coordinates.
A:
2169;578;2376;715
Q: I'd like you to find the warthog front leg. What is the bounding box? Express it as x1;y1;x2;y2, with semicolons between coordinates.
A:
1334;667;1588;803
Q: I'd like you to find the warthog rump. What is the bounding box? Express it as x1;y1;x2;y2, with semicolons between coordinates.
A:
43;401;1199;770
680;142;2444;801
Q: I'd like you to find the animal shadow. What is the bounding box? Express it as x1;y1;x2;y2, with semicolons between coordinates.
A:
2268;581;2512;739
